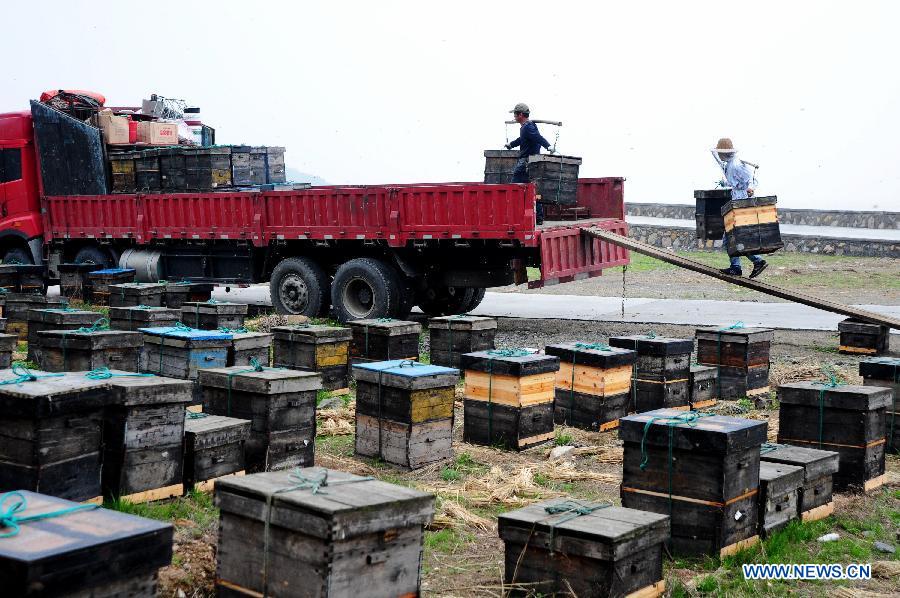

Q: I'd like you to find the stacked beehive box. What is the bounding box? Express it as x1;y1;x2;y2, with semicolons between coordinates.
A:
689;364;718;409
694;188;731;240
58;262;102;300
462;350;559;450
544;342;635;431
609;334;692;412
200;365;321;472
183;413;251;489
108;282;166;307
839;318;890;355
214;468;434;597
0;264;46;294
3;292;65;339
182;300;248;330
162;281;214;308
695;326;773;399
227;331;273;367
483;149;519;183
135;149;161;190
859;357;900;454
0;369;110;500
108;150;139;192
777;381;890;491
0;491;173;596
499;499;669;597
184;146;232;190
349;318;421;362
86;268;136;305
26;307;102;362
272;324;352;391
109;305;180;331
231;145;252;185
102;373;193;500
36;324;143;372
620;409;766;556
757;461;804;537
760;443;840;521
0;332;14;368
721;195;783;256
527;154;582;206
428;315;497;367
140;326;231;403
353;360;458;469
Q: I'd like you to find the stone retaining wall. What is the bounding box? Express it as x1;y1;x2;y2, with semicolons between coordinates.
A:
627;203;898;229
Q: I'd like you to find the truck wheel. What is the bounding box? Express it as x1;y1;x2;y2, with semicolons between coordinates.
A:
332;258;401;321
1;247;33;265
74;246;114;268
461;287;486;312
270;257;330;316
418;286;475;316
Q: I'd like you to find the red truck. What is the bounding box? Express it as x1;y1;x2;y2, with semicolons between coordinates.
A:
0;101;629;320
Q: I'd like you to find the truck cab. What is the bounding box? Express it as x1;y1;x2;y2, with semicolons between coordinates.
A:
0;112;44;265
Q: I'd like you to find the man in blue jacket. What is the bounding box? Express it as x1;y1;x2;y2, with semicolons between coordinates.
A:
505;102;552;224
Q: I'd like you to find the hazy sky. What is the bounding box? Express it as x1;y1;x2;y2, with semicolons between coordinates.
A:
4;1;900;211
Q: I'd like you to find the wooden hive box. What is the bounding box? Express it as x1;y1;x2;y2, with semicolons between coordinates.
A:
694;188;731;240
0;370;111;501
102;373;193;500
353;360;459;469
181;300;248;330
859;357;900;454
140;327;231;405
249;146;268;185
26;307;103;362
214;468;435;597
0;317;6;333
58;262;102;300
349;318;421;362
228;331;274;367
86;268;136;305
266;146;286;183
690;365;718;410
3;293;66;340
110;305;180;332
108;150;139;192
231;145;252;186
499;499;669;598
839;318;889;355
184;146;232;191
135;148;161;191
272;324;353;391
696;327;773;399
199;366;321;472
609;335;692;412
619;409;766;556
757;461;804;537
183;413;251;489
428;315;497;368
36;328;143;372
777;381;891;491
107;282;166;308
461;350;559;450
158;146;187;190
162;281;214;308
0;333;15;368
721;195;783;257
0;491;173;597
0;264;46;294
544;342;636;432
527;154;582;206
759;443;840;521
483;149;519;184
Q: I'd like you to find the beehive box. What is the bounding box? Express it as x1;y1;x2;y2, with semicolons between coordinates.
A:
349;318;421;362
3;292;66;340
544;342;636;431
162;281;214;308
859;357;900;454
110;305;180;332
272;324;352;391
778;382;890;491
159;146;187;190
483;149;519;184
140;326;231;381
102;374;193;500
527;154;582;206
428;315;497;368
462;351;559;450
185;146;232;190
0;333;14;368
266;146;286;183
690;365;718;409
228;331;273;367
696;327;773;399
0;370;110;501
231;145;252;186
353;360;458;469
620;409;766;556
108;282;166;308
757;461;804;537
499;499;669;598
108;150;139;192
182;301;248;330
200;366;321;472
36;328;143;372
248;146;268;185
760;444;840;520
135;148;161;190
721;195;783;257
0;264;46;294
183;413;251;489
86;268;136;305
214;468;434;597
0;491;173;597
694;188;731;240
58;262;102;300
838;318;889;355
609;335;692;412
26;307;103;362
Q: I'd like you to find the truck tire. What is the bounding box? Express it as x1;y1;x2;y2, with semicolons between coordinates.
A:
1;247;33;265
461;287;486;312
270;257;330;316
331;258;401;321
74;246;114;268
417;286;475;317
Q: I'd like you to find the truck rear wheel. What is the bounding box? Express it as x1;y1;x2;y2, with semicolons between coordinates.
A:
331;258;401;321
270;257;330;316
462;287;486;312
1;247;33;265
74;246;114;268
417;286;475;317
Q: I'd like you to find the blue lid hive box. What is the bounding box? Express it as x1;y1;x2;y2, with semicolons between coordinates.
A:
162;281;214;309
461;350;559;451
721;196;783;257
608;335;692;412
619;409;767;557
109;305;180;332
695;327;773;399
859;357;900;454
199;365;321;472
272;324;353;391
183;413;251;490
140;326;232;405
349;318;421;362
428;315;497;368
36;326;143;372
544;342;636;432
353;360;459;469
759;443;840;521
26;307;103;362
181;300;248;330
839;318;890;356
86;268;136;305
214;468;434;597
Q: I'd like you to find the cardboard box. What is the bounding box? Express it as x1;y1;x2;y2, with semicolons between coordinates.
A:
137;121;179;145
97;110;130;145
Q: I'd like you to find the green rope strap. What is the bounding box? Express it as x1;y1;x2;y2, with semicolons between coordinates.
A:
186;410;209;419
714;321;745;397
644;330;657;339
812;368;845;449
61;318;111;370
760;442;785;454
85;368;154;380
219;326;248;334
542;499;611;550
0;363;64;386
0;491;99;538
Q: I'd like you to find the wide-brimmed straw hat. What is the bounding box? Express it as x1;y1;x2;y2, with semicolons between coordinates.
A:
713;138;736;153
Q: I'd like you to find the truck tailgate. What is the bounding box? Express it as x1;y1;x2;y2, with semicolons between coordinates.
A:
529;218;629;289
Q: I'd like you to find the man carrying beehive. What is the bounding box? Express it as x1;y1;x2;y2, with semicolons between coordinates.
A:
505;103;553;223
711;138;768;278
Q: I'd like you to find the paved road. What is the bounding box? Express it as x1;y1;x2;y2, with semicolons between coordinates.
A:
627;215;900;241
